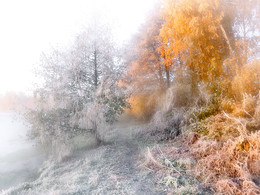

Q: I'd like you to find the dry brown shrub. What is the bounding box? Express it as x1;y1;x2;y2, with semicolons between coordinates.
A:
254;92;260;120
193;113;241;141
126;92;159;120
242;94;258;117
191;131;260;194
138;82;199;140
154;81;195;115
216;179;260;195
231;61;260;100
191;139;221;159
221;98;236;113
231;92;260;121
216;179;242;195
186;132;201;145
160;82;193;108
193;107;260;141
133;80;208;122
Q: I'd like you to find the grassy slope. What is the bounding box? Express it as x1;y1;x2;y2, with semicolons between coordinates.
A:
2;121;165;195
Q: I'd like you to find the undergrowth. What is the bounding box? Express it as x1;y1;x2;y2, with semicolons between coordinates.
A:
189;94;260;194
139;145;205;194
139;88;260;194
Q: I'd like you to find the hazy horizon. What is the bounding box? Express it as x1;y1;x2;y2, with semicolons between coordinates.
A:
0;0;158;95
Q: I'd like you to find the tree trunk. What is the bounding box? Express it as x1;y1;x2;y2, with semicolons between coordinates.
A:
165;65;170;88
95;131;102;145
92;121;102;145
191;70;198;96
220;24;234;56
158;66;165;89
94;49;98;88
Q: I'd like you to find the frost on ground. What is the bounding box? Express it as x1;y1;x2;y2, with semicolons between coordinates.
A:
1;122;165;195
1;120;207;195
2;143;162;195
139;144;209;195
0;148;45;191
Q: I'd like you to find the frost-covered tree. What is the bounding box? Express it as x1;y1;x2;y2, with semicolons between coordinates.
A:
26;24;129;149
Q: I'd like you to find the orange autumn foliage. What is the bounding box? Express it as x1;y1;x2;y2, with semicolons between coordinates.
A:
160;0;230;86
126;92;161;121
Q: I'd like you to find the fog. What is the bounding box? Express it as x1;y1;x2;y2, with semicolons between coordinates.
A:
0;112;45;191
0;0;258;194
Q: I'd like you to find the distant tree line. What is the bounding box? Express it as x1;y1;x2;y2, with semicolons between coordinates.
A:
0;92;34;112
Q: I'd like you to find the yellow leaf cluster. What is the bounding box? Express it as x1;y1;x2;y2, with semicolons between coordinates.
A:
160;0;228;84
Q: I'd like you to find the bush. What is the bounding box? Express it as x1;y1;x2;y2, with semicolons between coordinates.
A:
231;61;260;100
25;74;130;160
231;92;260;119
220;97;236;113
192;113;241;141
136;80;216;141
192;131;260;194
255;92;260;120
242;93;258;117
126;93;158;120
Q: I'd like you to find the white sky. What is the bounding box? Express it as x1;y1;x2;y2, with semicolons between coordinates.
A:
0;0;158;95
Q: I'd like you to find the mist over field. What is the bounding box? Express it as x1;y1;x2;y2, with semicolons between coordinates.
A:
0;112;45;191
